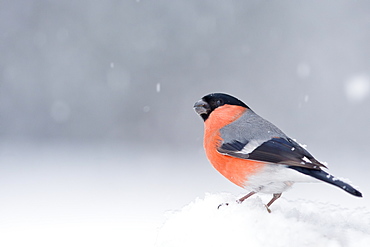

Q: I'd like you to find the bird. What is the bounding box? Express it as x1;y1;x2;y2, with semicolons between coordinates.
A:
194;93;362;212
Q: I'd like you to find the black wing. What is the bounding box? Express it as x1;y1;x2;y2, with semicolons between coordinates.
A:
218;137;326;170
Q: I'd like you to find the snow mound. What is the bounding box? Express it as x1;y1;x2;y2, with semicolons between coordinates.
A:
157;193;370;247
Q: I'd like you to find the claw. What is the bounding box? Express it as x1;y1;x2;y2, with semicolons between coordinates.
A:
265;205;272;213
217;203;229;209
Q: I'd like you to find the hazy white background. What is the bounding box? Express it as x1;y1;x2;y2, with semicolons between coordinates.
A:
1;1;369;246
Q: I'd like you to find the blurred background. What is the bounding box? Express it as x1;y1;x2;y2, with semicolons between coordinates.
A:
0;1;369;246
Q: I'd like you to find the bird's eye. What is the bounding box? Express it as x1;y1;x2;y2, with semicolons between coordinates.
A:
216;99;224;106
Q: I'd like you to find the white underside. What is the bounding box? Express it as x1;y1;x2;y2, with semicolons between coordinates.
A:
243;164;318;194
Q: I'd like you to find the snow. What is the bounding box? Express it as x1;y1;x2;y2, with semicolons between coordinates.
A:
292;139;308;149
157;193;370;247
304;94;309;102
345;75;370;102
143;105;151;112
0;142;368;247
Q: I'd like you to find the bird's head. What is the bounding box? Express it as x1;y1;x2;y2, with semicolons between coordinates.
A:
194;93;249;121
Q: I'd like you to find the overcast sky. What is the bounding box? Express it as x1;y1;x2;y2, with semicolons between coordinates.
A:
1;0;369;154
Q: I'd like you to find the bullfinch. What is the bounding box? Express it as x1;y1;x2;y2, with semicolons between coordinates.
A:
194;93;362;211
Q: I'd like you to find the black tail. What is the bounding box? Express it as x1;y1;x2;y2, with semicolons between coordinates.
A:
289;166;362;197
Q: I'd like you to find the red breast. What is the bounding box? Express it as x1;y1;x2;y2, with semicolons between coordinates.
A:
203;105;266;188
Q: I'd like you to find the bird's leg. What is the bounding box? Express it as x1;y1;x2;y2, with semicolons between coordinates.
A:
237;191;257;204
265;193;282;213
217;191;257;209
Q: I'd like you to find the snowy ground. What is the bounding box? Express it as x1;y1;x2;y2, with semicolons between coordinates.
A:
157;193;370;247
0;141;369;247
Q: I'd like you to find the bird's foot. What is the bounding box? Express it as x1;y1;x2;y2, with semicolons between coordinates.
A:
264;204;272;213
217;203;229;209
